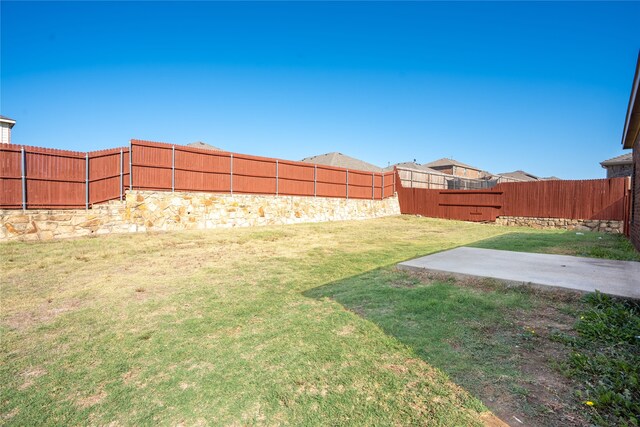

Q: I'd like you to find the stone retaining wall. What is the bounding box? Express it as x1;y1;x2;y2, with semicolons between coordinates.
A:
0;191;401;241
495;216;624;234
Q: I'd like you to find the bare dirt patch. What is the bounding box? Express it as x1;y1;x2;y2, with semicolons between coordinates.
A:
336;325;355;336
4;299;82;331
499;306;587;427
406;270;588;427
18;367;47;390
76;389;107;408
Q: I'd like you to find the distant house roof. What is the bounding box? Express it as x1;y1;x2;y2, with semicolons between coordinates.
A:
423;157;482;172
384;162;448;175
622;51;640;149
187;141;223;151
498;170;540;182
600;152;633;167
542;176;561;180
300;152;383;172
0;115;16;128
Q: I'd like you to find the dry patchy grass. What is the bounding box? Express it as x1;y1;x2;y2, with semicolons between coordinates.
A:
1;216;635;425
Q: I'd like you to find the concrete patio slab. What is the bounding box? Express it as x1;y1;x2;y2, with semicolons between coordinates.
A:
398;247;640;299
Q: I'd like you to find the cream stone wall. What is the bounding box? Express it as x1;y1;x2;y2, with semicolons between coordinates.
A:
496;216;624;234
0;191;401;241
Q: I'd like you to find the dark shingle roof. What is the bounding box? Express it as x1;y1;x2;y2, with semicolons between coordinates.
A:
384;162;447;175
498;170;540;182
300;152;383;173
423;157;482;171
600;152;632;167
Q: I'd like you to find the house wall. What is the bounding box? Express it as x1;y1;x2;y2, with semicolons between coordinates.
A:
430;166;454;175
0;190;401;241
0;123;11;144
605;164;633;178
630;145;640;251
452;166;483;179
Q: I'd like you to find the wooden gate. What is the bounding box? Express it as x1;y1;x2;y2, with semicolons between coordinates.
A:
396;184;502;221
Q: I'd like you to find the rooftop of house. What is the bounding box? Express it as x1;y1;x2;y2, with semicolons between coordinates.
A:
300;152;383;173
384;161;448;175
423;157;482;171
498;170;540;182
187;141;223;151
0;115;16;128
600;152;633;167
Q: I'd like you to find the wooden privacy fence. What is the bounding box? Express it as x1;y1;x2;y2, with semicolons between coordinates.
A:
396;167;523;191
0;145;130;209
130;140;394;199
396;174;630;222
0;140;395;210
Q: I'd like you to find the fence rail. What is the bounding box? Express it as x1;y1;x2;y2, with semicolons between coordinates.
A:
396;167;524;190
397;173;630;222
0;140;395;210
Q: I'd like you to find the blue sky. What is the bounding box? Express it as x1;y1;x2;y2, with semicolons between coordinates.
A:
1;2;639;178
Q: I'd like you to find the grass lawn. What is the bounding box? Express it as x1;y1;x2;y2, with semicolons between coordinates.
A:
1;216;637;425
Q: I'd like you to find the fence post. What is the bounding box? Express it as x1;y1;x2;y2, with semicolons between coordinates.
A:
171;145;175;192
314;165;317;197
393;169;396;194
427;172;431;189
85;153;89;210
20;146;26;211
346;170;349;199
410;169;413;188
382;173;385;199
372;172;374;200
276;159;279;196
129;141;133;191
230;154;234;195
119;148;123;201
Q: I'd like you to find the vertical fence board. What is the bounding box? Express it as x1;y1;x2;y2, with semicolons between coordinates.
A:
0;145;23;208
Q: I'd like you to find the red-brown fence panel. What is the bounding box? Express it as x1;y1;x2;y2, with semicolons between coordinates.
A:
315;165;347;198
497;178;628;220
373;173;383;199
382;171;395;198
232;153;277;195
277;160;315;196
131;140;173;191
174;145;231;193
347;170;376;199
89;148;128;204
0;145;23;208
24;146;86;208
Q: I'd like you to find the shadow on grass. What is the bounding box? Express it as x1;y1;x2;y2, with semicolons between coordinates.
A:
303;266;587;426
